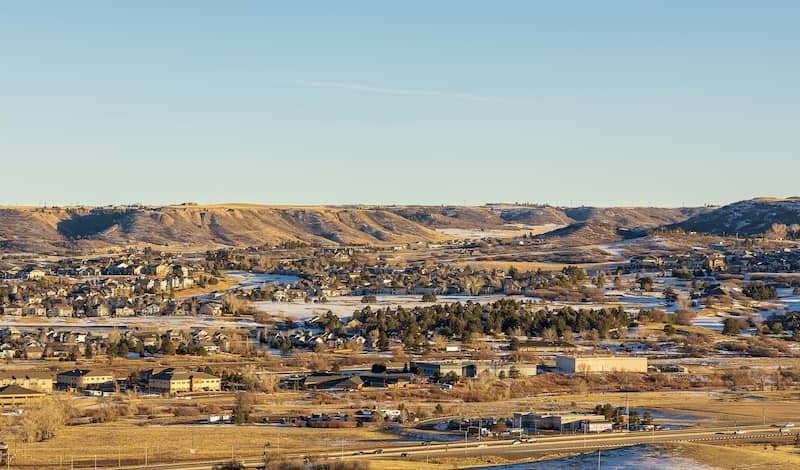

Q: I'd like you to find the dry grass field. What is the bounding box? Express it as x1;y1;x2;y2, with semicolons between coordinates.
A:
3;423;395;467
3;383;800;468
669;442;800;469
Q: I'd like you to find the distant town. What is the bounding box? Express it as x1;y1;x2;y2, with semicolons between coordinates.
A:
1;200;800;469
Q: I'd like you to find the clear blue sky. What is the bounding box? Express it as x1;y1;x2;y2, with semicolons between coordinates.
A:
2;1;799;207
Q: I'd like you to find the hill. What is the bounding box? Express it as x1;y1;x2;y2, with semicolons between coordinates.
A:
389;205;700;230
0;205;448;252
0;203;708;253
673;198;800;236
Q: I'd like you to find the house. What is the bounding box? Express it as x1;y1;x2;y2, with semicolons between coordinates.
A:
114;306;136;317
704;254;727;271
0;385;44;407
148;368;221;395
24;346;43;360
199;302;223;316
56;369;115;390
22;269;47;280
47;304;74;318
2;306;24;317
24;306;46;317
88;304;111;318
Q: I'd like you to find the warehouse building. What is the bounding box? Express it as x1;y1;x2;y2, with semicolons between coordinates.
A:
555;355;648;374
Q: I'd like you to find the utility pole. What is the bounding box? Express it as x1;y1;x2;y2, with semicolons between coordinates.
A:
626;396;630;432
597;449;601;470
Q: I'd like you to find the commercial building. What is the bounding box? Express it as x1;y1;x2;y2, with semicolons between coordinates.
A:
0;371;53;393
513;412;609;432
56;369;115;390
411;360;537;379
148;368;221;395
555;355;648;374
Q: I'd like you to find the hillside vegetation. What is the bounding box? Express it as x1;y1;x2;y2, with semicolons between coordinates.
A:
674;197;800;236
0;203;709;253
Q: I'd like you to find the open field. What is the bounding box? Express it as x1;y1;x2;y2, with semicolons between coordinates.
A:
5;389;800;468
668;442;800;469
2;422;395;467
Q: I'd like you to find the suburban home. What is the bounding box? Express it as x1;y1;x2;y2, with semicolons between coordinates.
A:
47;304;74;318
198;302;223;316
24;346;43;360
147;368;221;395
56;369;115;390
114;306;136;317
2;306;24;317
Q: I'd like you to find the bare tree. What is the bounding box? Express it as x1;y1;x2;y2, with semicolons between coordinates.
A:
17;397;76;442
790;224;800;239
770;223;788;240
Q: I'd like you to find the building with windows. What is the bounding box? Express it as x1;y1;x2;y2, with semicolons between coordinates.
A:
56;369;114;390
411;360;537;379
0;371;53;393
148;368;221;395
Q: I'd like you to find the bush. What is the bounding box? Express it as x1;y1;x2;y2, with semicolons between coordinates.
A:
674;309;697;326
170;405;201;417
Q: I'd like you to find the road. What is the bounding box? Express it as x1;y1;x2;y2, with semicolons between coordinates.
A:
103;424;795;469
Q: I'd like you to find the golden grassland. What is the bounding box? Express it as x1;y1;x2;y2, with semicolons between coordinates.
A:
667;442;800;469
4;423;394;467
8;389;800;468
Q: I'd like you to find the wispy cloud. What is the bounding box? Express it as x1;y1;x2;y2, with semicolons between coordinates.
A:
284;79;503;104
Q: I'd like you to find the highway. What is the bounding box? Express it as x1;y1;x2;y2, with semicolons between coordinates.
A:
106;424;796;469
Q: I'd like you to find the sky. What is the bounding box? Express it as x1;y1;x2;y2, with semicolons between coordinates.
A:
2;1;799;207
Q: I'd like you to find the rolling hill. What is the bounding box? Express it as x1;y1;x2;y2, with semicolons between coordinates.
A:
673;197;800;236
0;203;711;253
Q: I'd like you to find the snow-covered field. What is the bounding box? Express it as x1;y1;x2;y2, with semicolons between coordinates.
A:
252;295;534;322
226;271;301;288
436;224;562;239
